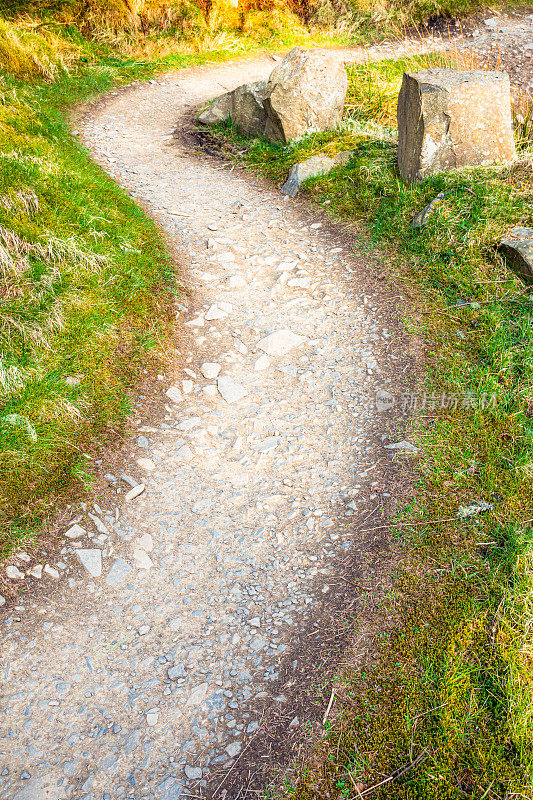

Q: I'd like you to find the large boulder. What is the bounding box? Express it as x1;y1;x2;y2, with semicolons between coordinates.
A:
198;80;268;138
263;48;348;143
397;68;517;183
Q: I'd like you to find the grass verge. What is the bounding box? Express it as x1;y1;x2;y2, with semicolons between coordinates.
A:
208;51;533;796
0;13;342;559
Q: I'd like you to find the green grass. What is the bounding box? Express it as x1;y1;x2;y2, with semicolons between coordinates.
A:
211;51;533;796
0;13;342;559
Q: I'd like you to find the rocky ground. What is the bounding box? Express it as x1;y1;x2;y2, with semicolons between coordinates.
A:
1;12;533;800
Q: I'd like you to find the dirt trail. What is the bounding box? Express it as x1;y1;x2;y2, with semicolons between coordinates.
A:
1;17;532;800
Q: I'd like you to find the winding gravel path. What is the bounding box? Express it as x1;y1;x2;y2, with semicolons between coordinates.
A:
1;31;509;799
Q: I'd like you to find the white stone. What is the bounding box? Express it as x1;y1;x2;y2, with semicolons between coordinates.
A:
186;682;209;706
136;533;154;552
44;564;59;580
217;375;249;404
200;362;221;379
227;275;246;288
182;380;193;394
76;549;102;578
165;386;182;403
257;329;306;357
254;355;270;371
28;564;43;579
6;565;24;580
64;524;86;539
205;304;228;320
125;483;146;502
136;457;155;471
133;548;154;569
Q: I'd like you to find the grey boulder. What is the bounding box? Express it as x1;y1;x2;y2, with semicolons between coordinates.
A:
499;226;533;285
263;47;348;143
198;80;268;138
397;68;517;183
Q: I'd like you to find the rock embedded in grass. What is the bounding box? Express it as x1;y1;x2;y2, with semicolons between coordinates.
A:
499;226;533;285
281;151;355;197
397;68;517;182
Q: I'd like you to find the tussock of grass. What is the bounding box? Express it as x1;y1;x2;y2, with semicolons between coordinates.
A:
216;50;533;796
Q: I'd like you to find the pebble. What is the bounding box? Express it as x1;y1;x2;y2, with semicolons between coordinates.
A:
256;329;306;356
200;362;221;379
125;483;146;502
217;375;249;404
76;549;102;578
6;565;24;579
105;558;132;587
64;524;86;539
165;386;182;403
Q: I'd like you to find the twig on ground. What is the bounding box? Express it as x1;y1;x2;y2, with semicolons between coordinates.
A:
360;748;430;796
322;688;336;729
362;517;457;532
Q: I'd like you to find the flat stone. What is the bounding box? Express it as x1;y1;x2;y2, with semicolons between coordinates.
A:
13;775;68;800
168;663;187;680
6;566;24;580
225;741;242;757
28;564;43;578
125;483;145;502
184;765;202;780
76;549;102;578
217;376;249;404
133;548;153;569
186;682;209;707
200;362;221;379
136;533;154;552
44;565;59;580
384;440;419;453
257;329;306;357
64;524;86;539
166;386;182;403
137;457;155;470
105;558;132;587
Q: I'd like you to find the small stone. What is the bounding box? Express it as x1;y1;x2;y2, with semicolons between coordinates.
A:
217;376;249;404
28;564;43;578
166;386;182;404
76;549;102;578
384;440;419;453
106;558;132;587
225;741;241;757
146;708;159;726
138;625;150;635
168;663;187;680
182;380;193;394
133;548;153;569
254;355;270;371
186;682;208;707
175;445;193;461
6;566;24;580
136;533;154;552
88;513;109;534
125;483;145;502
184;765;202;780
257;329;306;357
200;362;221;379
44;564;59;580
136;458;155;470
0;594;5;606
64;524;85;539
